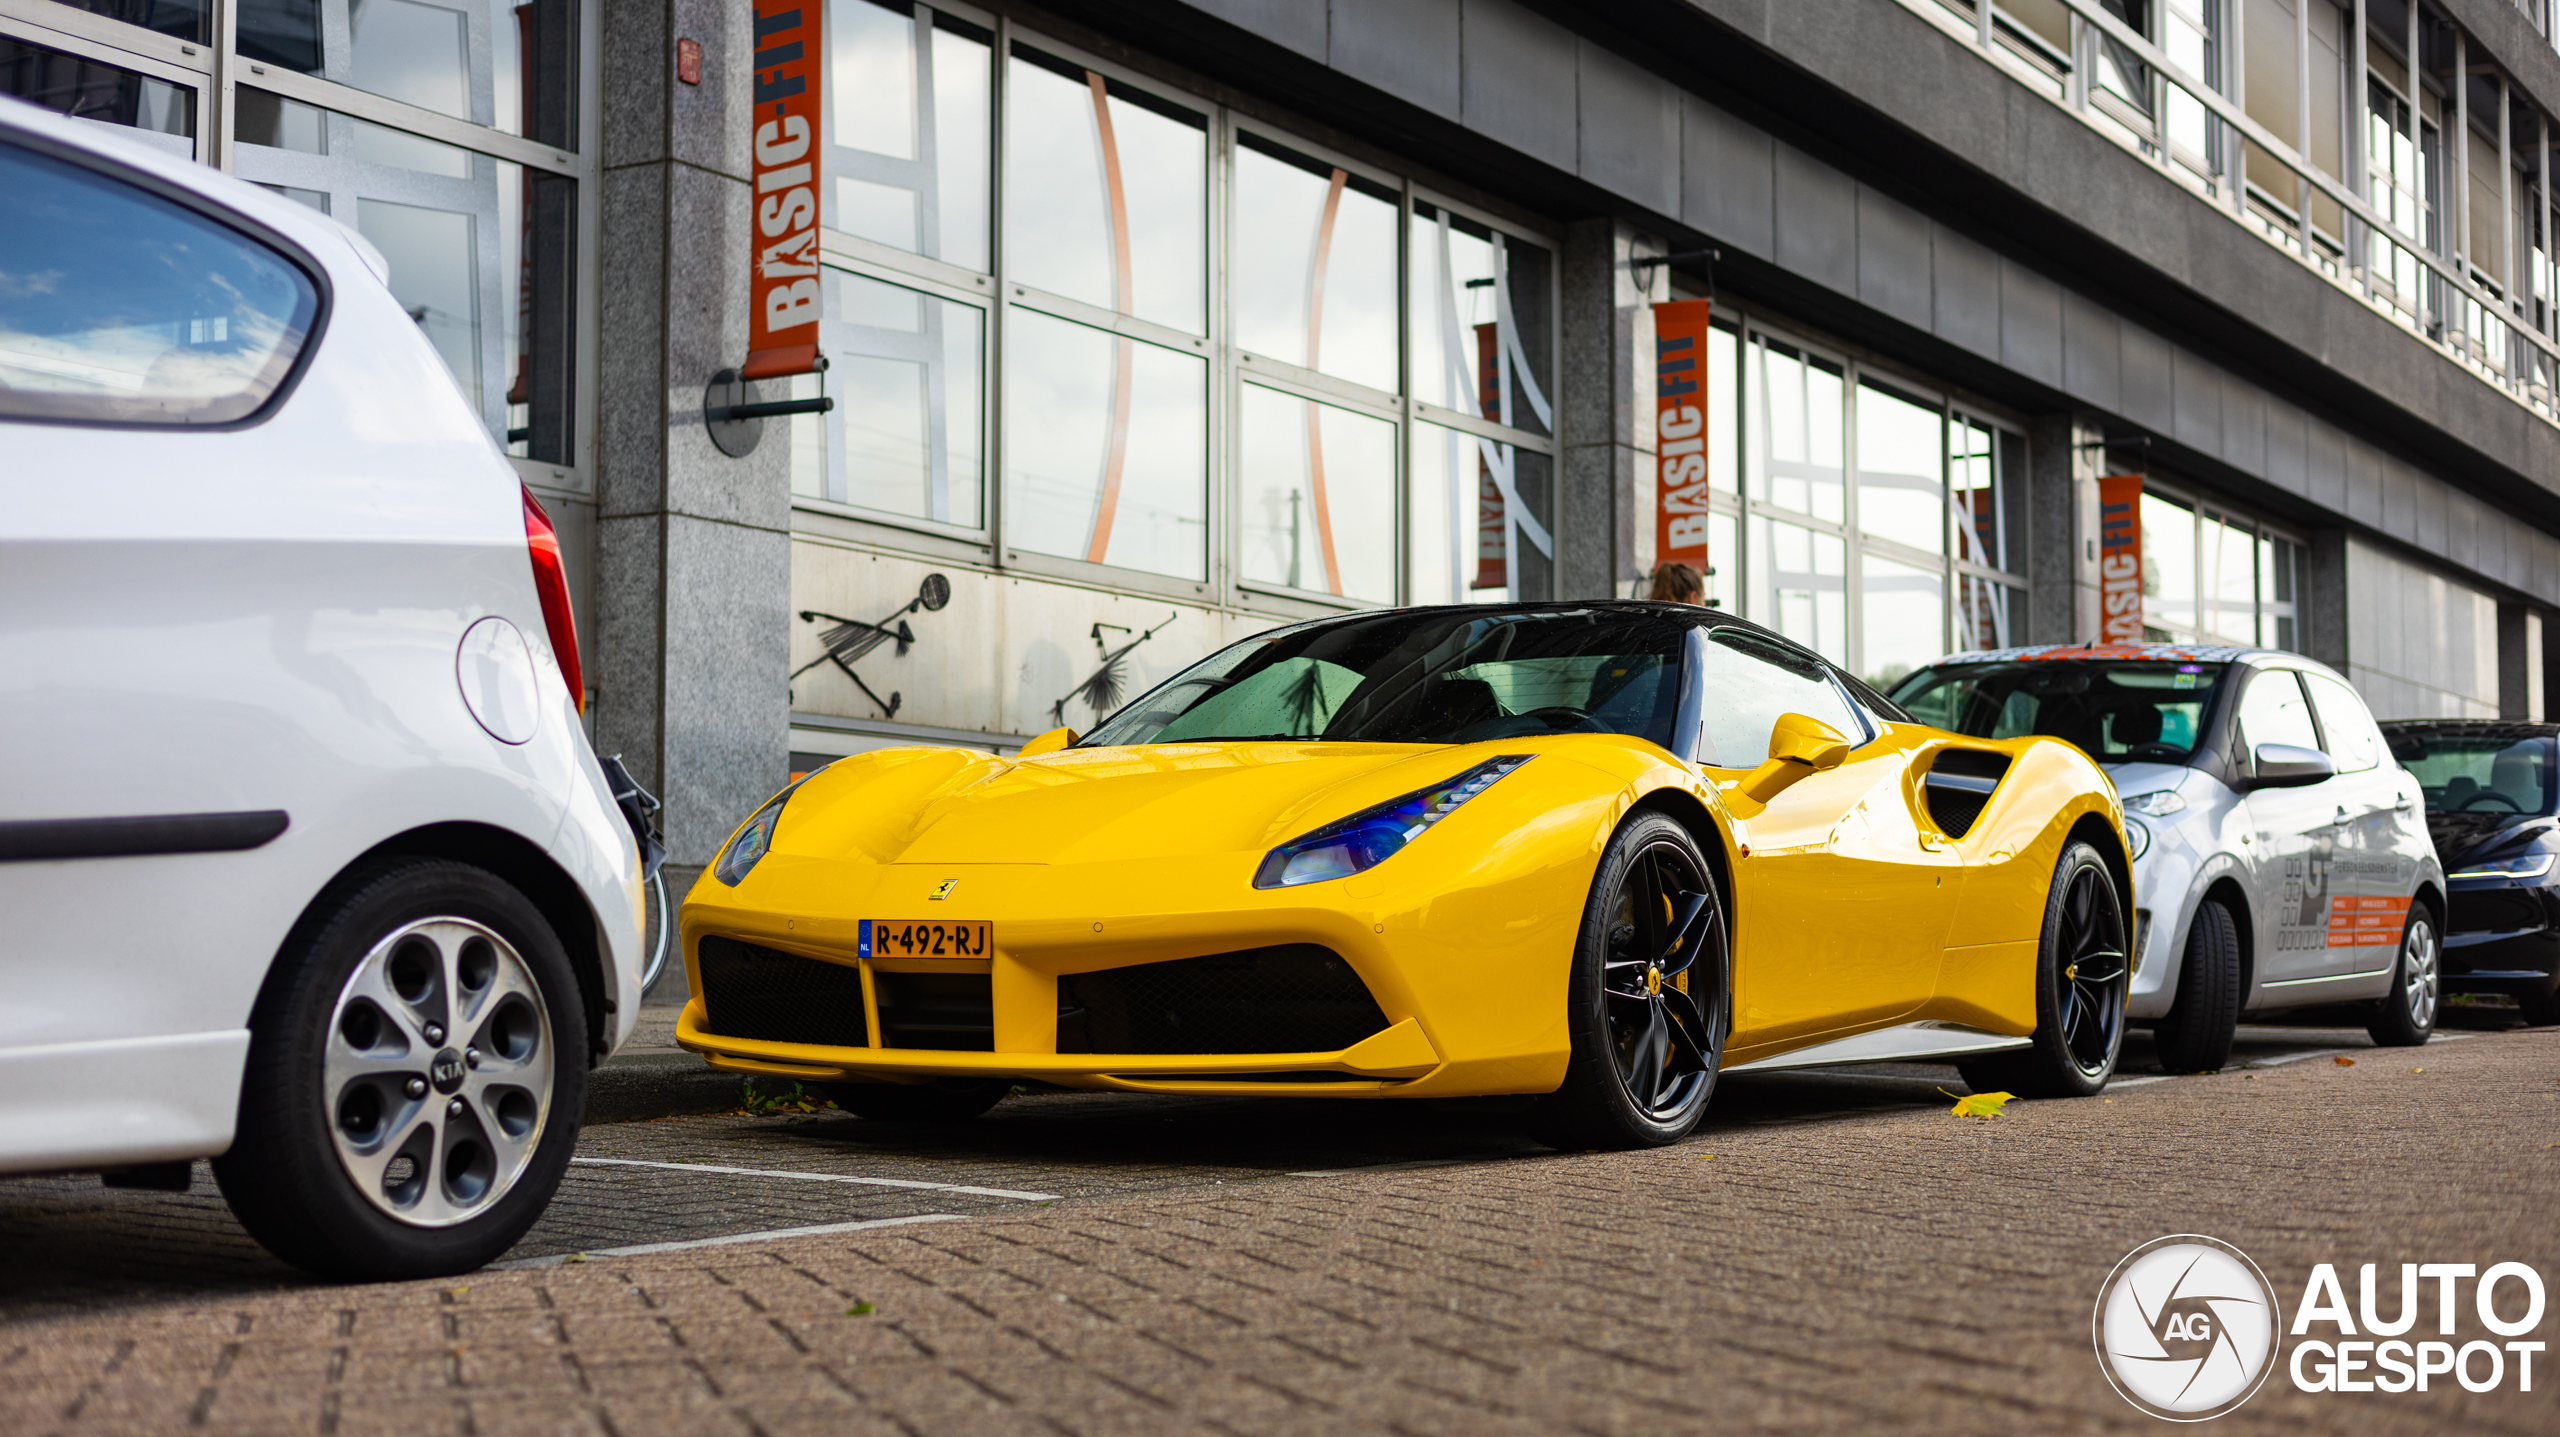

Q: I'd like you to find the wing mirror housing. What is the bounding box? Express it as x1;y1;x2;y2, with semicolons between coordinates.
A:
1737;713;1854;804
1017;726;1079;758
2248;742;2335;789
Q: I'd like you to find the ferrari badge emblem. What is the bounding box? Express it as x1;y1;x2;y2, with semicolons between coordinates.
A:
929;879;959;901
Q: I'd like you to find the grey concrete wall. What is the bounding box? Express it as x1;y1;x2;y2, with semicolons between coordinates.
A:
595;0;793;872
1557;219;1668;601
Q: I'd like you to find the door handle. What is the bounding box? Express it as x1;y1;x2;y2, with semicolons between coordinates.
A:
2335;806;2352;827
2395;794;2415;814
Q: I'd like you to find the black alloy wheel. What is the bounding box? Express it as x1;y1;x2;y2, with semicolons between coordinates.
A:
1959;840;2129;1099
1528;812;1728;1149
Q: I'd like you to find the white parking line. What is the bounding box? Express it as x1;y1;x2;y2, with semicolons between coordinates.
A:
495;1213;967;1268
2108;1075;2175;1087
571;1156;1061;1202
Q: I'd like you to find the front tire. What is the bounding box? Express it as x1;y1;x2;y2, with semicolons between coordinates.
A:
214;859;588;1281
1526;813;1728;1150
2366;905;2440;1047
2150;898;2240;1072
1958;840;2128;1099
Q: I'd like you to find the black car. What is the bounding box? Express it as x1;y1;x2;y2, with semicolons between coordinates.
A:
2377;720;2560;1025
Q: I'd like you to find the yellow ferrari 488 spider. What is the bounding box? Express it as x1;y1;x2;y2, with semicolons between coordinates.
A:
678;603;2132;1148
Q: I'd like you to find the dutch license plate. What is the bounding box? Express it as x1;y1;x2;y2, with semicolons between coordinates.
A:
859;919;992;959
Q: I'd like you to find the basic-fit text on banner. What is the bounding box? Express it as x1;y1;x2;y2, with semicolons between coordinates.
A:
745;1;823;381
2098;474;2144;643
1653;300;1714;574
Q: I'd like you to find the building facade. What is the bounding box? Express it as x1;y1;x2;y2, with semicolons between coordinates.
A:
16;0;2560;904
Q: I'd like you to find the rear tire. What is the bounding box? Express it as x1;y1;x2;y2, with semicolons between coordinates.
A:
2517;978;2560;1027
2366;906;2441;1047
823;1079;1009;1122
214;859;587;1280
2151;898;2240;1072
1525;813;1727;1151
1957;840;2128;1099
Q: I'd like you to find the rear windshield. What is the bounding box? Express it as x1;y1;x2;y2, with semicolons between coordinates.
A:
1082;609;1689;748
1888;660;2231;764
2387;733;2559;816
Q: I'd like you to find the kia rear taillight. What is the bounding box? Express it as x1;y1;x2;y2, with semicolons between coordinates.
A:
521;484;584;712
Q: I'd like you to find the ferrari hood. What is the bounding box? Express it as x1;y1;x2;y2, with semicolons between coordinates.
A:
771;741;1496;866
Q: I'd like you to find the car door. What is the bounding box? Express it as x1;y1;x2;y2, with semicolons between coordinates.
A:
1693;627;1960;1047
2231;668;2341;984
2303;670;2419;967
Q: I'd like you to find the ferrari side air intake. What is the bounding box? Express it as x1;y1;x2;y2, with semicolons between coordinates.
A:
1924;749;2013;840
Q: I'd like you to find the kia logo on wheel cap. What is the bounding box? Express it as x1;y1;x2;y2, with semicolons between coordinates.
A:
430;1049;466;1095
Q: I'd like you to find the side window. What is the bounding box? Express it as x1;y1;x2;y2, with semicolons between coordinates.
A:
2302;672;2382;773
2236;670;2321;763
1695;628;1863;767
0;141;320;426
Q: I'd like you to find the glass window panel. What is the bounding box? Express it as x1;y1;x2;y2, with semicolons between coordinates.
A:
42;0;208;44
350;116;472;177
256;183;332;213
2204;514;2258;643
801;269;985;527
1006;307;1205;578
2;37;196;151
1749;335;1844;523
1705;510;1737;610
237;87;326;153
1233;135;1399;394
1951;417;2009;573
239;0;324;73
2236;668;2321;752
1855;379;1942;554
829;1;991;272
2141;492;2196;637
2260;535;2299;651
0;140;318;425
1408;420;1546;605
1695;627;1862;767
1238;385;1396;603
358;197;481;408
1956;574;2017;652
1005;48;1204;333
496;161;576;463
1409;201;1553;438
1860;550;1944;689
350;0;470;120
1748;514;1847;664
1708;322;1738;496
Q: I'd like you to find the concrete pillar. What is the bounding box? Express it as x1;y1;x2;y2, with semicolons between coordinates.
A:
1557;219;1667;601
2023;413;2102;644
595;0;793;906
2301;529;2350;670
2498;602;2546;720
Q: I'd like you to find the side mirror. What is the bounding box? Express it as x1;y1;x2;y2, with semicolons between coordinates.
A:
2248;742;2334;788
1016;726;1079;758
1739;713;1853;803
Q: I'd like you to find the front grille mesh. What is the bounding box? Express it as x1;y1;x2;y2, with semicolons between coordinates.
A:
1924;749;2012;839
1058;944;1390;1055
696;937;870;1046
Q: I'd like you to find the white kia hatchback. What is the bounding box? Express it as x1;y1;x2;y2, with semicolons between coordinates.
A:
0;99;645;1279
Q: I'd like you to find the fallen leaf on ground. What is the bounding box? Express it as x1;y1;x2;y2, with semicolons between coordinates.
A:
847;1302;876;1316
1941;1088;2013;1118
2334;1056;2356;1066
1692;1155;1717;1161
2411;1067;2424;1074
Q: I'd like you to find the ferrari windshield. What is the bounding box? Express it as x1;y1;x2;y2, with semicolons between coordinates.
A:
1081;608;1690;748
1889;660;2231;765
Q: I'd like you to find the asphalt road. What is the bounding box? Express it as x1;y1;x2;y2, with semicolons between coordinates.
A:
0;1009;2520;1328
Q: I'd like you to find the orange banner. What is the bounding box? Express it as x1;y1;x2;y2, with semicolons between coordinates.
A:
1653;299;1714;570
743;0;823;380
2326;895;2410;948
2097;473;2144;643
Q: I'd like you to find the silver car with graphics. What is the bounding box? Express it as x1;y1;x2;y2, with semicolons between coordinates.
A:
1890;645;2444;1069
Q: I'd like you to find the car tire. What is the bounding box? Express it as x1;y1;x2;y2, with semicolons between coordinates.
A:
2150;898;2241;1072
823;1079;1010;1122
214;858;588;1281
1525;812;1728;1151
1958;840;2129;1099
2518;978;2560;1027
2366;904;2441;1047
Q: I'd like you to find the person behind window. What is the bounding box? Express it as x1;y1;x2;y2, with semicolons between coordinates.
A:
1647;562;1704;605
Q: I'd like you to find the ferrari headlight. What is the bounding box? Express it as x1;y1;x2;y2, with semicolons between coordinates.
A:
1254;755;1533;889
2450;852;2557;880
2124;817;2150;861
2123;789;2186;817
713;778;807;887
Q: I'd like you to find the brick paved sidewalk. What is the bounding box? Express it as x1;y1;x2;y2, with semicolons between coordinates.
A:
6;1029;2556;1436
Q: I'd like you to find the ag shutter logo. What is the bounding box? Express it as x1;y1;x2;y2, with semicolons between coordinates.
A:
2094;1235;2281;1420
